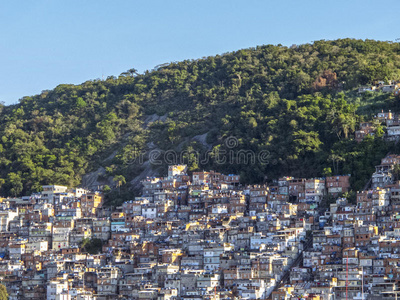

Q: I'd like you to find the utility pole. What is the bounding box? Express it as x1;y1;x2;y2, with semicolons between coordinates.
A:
346;256;348;300
361;265;364;300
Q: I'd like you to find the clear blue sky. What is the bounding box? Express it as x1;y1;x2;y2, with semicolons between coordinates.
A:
0;0;398;105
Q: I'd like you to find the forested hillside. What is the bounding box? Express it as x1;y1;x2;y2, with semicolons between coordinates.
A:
1;38;400;199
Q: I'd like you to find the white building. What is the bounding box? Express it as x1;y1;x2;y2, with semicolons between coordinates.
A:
47;281;68;300
0;209;19;232
141;205;157;219
41;185;68;204
211;204;228;215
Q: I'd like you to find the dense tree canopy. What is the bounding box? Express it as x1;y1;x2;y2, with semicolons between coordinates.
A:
0;39;400;196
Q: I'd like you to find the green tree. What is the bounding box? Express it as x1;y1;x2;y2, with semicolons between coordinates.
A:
113;175;126;195
103;185;111;193
0;283;8;300
322;167;332;177
7;173;23;197
393;164;400;181
80;238;103;254
328;153;345;175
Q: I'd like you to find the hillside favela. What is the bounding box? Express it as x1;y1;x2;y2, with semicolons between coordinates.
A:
3;39;400;300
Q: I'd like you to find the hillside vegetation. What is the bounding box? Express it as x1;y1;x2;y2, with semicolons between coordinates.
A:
1;38;400;198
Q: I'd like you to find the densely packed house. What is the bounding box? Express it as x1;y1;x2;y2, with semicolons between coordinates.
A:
2;158;400;299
